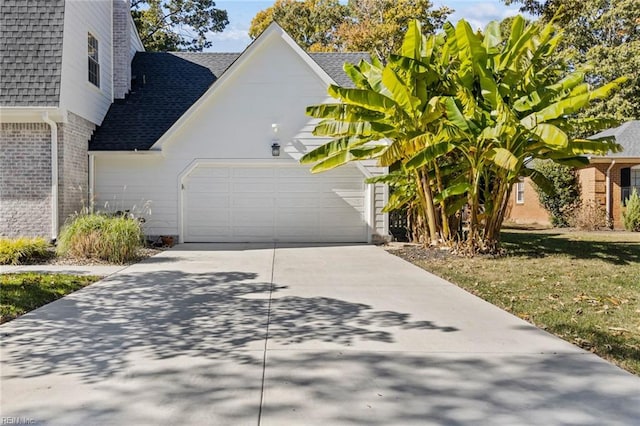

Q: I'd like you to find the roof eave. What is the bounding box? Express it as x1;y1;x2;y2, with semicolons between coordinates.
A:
88;149;164;156
588;156;640;163
0;107;66;123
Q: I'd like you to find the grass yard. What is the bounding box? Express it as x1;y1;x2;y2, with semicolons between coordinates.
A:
0;273;101;324
396;230;640;375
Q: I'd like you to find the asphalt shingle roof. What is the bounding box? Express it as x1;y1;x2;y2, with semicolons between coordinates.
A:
590;120;640;158
310;52;370;87
0;0;65;106
89;51;370;151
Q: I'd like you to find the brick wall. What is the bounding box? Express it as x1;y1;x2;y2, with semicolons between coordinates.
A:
577;162;640;229
58;112;95;226
112;0;131;99
0;114;94;238
0;123;53;237
505;178;551;226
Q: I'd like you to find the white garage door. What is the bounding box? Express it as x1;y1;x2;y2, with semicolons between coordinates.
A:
183;163;368;242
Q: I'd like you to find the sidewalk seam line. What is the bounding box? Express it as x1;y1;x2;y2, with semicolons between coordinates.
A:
257;243;276;426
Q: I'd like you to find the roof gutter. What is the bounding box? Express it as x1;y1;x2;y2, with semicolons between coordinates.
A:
88;150;163;156
42;112;59;242
605;160;616;228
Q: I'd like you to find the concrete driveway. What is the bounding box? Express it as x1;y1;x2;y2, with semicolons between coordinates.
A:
1;244;639;425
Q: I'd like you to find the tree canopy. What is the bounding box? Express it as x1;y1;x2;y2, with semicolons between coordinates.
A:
249;0;347;52
503;0;640;121
131;0;229;51
301;17;626;253
248;0;451;61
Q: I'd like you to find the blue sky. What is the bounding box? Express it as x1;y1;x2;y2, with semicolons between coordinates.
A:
208;0;524;52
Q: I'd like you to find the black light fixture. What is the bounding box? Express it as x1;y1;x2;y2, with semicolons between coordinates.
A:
271;141;281;157
271;123;280;156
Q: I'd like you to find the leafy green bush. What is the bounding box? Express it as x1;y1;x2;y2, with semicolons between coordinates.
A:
0;237;52;265
622;188;640;232
57;213;144;264
532;160;581;227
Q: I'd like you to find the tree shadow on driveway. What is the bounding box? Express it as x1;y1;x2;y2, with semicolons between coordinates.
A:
0;270;456;383
1;269;639;424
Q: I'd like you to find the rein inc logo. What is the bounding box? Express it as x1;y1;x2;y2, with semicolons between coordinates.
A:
1;419;35;425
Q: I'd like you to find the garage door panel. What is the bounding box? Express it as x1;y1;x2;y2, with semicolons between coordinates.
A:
233;168;275;178
232;181;275;193
277;196;319;208
184;164;367;242
275;214;317;227
189;195;231;207
232;197;275;209
188;181;229;194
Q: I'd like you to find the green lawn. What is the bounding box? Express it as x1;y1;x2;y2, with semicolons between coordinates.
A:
397;230;640;375
0;273;101;323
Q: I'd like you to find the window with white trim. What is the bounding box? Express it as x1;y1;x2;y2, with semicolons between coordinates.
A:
88;33;100;87
516;179;525;204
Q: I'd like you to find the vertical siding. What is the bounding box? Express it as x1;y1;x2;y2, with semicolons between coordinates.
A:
59;0;113;125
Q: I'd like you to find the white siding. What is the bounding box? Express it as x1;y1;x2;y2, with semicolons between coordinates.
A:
129;15;144;58
94;29;389;240
59;0;113;126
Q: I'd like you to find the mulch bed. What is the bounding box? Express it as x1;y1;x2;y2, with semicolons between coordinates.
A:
383;242;455;262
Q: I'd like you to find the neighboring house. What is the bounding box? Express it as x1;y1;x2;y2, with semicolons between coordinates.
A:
1;2;388;243
90;23;388;243
506;175;552;227
0;0;144;239
506;120;640;229
581;120;640;228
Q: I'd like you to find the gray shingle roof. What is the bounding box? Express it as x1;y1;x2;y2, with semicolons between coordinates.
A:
0;0;65;106
590;120;640;158
310;52;370;87
90;51;370;151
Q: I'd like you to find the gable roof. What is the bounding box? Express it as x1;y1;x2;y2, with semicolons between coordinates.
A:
590;120;640;158
89;47;369;151
0;0;65;107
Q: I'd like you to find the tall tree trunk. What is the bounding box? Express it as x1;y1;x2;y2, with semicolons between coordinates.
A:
416;171;439;244
433;162;452;242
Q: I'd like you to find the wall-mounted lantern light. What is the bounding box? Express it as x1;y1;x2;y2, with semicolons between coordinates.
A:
271;142;281;157
271;123;280;157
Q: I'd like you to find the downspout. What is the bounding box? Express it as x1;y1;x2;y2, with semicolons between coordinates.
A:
605;160;616;228
42;112;59;241
88;154;95;213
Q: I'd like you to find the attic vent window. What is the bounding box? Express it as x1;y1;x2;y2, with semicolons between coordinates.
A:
88;33;100;87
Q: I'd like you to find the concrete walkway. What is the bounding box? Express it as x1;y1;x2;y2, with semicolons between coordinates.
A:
1;244;638;425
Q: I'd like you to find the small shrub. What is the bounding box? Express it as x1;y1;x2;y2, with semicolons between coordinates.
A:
532;160;581;228
622;188;640;232
567;200;607;231
57;213;143;264
0;238;52;265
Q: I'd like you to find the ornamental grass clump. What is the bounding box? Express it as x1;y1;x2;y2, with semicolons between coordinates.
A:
57;213;144;264
0;237;52;265
623;188;640;232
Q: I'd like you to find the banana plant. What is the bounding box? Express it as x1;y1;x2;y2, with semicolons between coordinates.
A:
431;16;626;251
302;15;626;253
